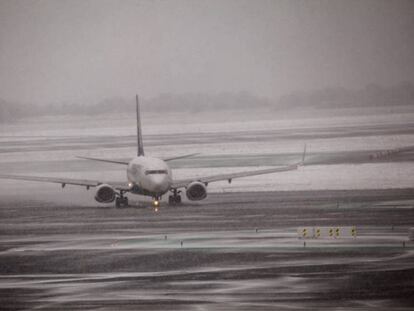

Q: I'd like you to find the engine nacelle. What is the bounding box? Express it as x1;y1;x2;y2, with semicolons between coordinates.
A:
186;181;207;201
95;184;116;203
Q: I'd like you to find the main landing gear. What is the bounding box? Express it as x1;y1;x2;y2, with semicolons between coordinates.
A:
115;191;128;208
168;189;182;205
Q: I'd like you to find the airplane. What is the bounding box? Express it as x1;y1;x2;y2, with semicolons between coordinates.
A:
0;95;306;209
0;96;411;209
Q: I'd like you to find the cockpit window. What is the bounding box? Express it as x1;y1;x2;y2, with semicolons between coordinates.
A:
145;170;168;175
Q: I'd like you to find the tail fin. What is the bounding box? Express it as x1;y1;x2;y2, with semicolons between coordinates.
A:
136;95;145;156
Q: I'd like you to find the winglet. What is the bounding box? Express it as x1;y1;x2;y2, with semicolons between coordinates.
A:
301;143;307;165
136;94;145;156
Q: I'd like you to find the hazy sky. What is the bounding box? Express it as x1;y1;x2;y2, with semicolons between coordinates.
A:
0;0;413;104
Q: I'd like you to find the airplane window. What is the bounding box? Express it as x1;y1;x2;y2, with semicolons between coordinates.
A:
145;170;168;175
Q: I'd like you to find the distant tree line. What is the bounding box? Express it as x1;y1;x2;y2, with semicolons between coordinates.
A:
0;92;272;122
278;82;414;110
1;83;413;122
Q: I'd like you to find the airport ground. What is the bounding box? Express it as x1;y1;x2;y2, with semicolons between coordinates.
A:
0;189;413;310
0;112;413;310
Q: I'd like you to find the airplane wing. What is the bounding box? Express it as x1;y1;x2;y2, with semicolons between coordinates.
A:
0;174;130;191
170;144;414;189
171;162;302;189
172;145;306;188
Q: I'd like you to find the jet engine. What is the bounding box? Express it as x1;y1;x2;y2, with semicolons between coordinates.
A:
186;181;207;201
95;184;116;203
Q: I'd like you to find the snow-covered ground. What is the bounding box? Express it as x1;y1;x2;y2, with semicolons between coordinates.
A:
0;111;413;199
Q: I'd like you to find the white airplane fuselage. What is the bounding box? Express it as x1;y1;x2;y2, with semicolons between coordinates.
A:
127;156;172;197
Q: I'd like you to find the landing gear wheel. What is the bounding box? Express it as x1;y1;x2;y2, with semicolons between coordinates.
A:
168;188;182;206
168;193;182;205
115;195;128;208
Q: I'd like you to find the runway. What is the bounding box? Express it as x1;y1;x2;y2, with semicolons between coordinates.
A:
1;189;413;310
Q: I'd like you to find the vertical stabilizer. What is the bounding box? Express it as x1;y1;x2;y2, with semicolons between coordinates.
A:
136;95;145;156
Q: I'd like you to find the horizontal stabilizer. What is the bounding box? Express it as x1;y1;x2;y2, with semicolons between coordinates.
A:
77;156;129;165
163;153;199;162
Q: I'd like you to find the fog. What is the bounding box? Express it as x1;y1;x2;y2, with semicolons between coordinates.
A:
0;0;414;108
1;2;414;309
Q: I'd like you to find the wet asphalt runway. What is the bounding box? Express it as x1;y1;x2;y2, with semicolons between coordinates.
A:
1;189;414;310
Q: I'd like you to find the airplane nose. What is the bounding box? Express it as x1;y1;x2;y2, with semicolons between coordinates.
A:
150;176;169;193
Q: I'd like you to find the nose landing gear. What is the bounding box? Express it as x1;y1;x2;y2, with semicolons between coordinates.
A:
152;197;160;211
168;189;182;205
